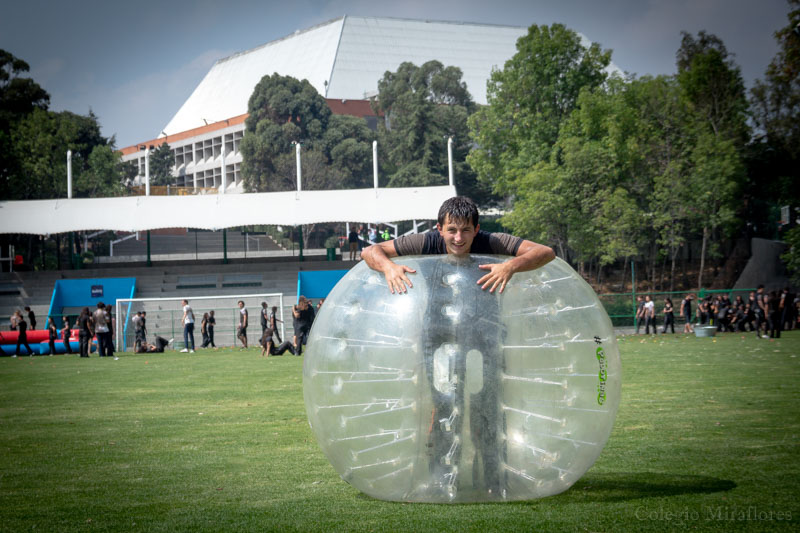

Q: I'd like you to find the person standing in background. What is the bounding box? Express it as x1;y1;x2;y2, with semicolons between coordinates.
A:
348;227;360;261
269;306;282;344
635;296;644;334
260;302;269;338
47;317;57;355
681;294;694;333
207;310;216;348
104;304;115;358
93;303;109;356
14;311;33;356
77;307;93;357
25;306;36;330
61;316;74;354
662;298;675;334
200;312;211;348
644;295;656;335
180;300;195;353
237;300;249;349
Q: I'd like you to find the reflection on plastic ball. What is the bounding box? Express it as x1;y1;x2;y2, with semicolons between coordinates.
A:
303;255;621;503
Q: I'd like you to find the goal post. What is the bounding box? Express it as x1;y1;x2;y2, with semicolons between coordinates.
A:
116;293;286;352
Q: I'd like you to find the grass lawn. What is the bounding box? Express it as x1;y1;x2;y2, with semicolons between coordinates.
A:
0;331;798;532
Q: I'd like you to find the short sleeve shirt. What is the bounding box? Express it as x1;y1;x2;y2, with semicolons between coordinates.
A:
93;309;108;333
240;308;248;326
393;230;522;256
183;305;194;324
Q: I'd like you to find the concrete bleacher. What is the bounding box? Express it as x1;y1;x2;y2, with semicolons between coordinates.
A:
0;254;354;331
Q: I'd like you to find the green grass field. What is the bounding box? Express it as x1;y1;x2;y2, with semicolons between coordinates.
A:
1;332;798;532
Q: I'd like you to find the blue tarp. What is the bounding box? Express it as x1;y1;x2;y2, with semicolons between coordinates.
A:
47;278;137;327
296;270;349;303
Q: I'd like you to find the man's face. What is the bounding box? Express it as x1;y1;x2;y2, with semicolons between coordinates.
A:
238;302;244;308
437;215;479;256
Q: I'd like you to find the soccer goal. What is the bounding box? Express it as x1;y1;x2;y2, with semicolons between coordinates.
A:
115;293;286;352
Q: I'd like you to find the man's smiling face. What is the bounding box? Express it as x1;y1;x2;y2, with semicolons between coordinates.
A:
437;215;479;256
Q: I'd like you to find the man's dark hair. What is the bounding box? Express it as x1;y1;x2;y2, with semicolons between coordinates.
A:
438;196;479;227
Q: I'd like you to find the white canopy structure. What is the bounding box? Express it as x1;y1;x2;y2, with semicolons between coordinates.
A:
0;186;457;235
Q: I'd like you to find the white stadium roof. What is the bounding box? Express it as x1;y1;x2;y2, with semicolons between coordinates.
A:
162;16;620;137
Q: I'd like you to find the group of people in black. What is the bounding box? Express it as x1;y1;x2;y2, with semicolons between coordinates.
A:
74;303;116;357
693;285;797;338
259;296;323;357
635;285;798;338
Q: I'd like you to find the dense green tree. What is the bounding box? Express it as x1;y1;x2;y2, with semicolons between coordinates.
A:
76;144;126;197
749;1;800;212
782;226;800;285
241;73;375;192
372;61;490;202
320;115;375;189
676;32;749;287
468;23;611;198
148;141;174;186
8;108;112;199
0;49;50;197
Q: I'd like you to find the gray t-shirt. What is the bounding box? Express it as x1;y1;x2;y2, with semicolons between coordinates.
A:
393;230;522;257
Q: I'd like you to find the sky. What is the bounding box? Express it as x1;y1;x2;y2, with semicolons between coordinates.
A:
1;0;791;149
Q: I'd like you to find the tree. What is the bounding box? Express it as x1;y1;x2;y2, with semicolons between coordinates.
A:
321;114;375;189
148;142;174;186
76;144;126;197
240;73;375;192
468;23;611;198
782;226;800;285
8;108;112;200
677;31;749;145
372;61;489;202
0;49;50;197
676;32;749;287
749;1;800;211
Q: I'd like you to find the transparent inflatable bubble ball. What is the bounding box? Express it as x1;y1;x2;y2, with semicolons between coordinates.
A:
303;255;621;503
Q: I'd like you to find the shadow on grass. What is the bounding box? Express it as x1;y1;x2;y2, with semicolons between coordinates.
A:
550;471;737;503
351;472;736;506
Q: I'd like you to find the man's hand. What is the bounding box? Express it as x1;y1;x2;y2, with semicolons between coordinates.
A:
477;240;555;293
384;263;416;294
362;241;417;294
477;262;515;293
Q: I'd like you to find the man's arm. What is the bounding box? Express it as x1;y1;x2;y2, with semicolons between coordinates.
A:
477;240;555;293
361;241;417;294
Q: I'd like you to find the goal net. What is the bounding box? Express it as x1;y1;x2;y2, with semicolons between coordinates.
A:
115;293;286;352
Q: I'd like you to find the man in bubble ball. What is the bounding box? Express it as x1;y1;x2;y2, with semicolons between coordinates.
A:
362;196;555;498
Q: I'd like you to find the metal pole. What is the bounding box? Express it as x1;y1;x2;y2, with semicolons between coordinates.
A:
295;143;302;193
67;150;73;198
447;136;454;187
144;147;151;196
372;140;378;193
146;231;152;267
220;142;226;194
223;229;228;264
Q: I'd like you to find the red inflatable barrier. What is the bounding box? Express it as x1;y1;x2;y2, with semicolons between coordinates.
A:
0;329;51;344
